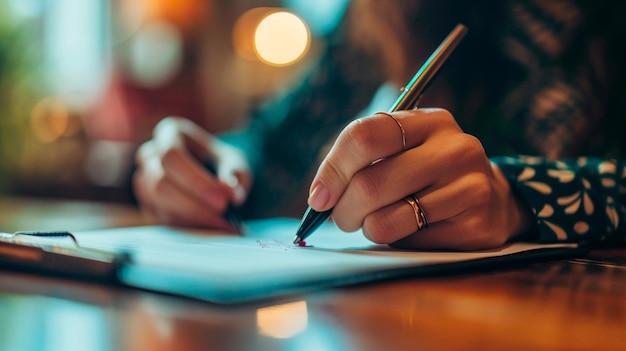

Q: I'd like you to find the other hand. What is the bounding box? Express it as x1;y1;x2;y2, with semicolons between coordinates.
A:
133;117;251;230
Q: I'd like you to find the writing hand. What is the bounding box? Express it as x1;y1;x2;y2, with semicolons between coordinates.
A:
308;109;533;250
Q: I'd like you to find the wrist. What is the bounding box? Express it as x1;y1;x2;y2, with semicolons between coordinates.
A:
491;162;536;242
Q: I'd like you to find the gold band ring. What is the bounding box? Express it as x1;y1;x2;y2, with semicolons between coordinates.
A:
375;111;406;151
403;194;429;231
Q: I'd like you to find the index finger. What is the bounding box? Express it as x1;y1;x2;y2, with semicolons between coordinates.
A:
307;108;460;211
153;120;236;212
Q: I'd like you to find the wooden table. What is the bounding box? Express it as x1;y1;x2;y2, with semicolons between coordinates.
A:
0;196;624;351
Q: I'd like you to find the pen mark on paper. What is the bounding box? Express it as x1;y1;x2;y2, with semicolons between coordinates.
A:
256;239;291;250
256;240;313;250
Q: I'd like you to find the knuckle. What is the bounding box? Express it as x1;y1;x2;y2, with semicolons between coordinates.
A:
438;133;486;164
450;133;473;152
158;116;177;126
459;134;487;159
429;108;459;129
157;116;184;129
435;108;455;121
362;213;395;244
136;141;149;158
332;215;360;233
461;134;486;159
160;147;184;169
350;169;384;209
344;118;379;153
154;117;177;136
135;141;155;166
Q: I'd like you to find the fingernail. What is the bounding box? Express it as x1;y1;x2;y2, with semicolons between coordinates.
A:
308;182;330;210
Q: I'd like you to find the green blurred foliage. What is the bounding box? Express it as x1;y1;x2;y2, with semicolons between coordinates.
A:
0;3;44;191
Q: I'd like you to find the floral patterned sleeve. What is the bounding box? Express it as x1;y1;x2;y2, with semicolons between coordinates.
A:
493;156;626;246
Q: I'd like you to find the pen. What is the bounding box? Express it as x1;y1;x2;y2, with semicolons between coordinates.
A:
293;23;468;245
204;160;244;233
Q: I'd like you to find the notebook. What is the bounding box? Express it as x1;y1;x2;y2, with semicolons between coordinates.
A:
0;218;583;304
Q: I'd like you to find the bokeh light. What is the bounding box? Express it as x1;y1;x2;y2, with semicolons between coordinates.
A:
30;97;69;143
253;11;309;66
232;7;276;62
128;20;183;88
256;301;308;339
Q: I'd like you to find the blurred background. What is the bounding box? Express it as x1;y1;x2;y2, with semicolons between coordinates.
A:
0;0;350;203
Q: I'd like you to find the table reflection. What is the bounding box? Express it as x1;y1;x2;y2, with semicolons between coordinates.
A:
256;301;308;338
0;294;114;351
0;197;625;351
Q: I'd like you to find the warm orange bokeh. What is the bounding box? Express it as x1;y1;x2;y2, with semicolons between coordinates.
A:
118;0;211;34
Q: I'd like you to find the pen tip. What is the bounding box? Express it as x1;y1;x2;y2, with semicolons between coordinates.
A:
293;236;302;245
